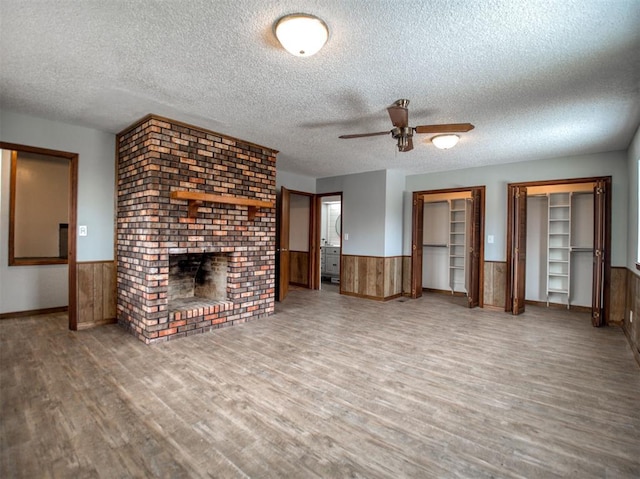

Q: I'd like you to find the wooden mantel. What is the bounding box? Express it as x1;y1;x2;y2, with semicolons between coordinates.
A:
170;191;274;220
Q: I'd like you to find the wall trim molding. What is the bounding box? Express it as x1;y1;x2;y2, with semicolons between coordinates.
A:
0;306;68;320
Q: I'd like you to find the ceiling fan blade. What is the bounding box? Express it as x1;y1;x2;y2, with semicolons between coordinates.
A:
399;137;414;152
387;105;409;128
414;123;475;134
339;131;390;139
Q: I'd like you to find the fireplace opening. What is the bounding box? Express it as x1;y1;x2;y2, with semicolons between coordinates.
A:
168;253;230;312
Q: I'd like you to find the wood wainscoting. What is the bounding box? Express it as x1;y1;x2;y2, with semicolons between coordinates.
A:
77;260;116;329
289;250;310;287
622;268;640;366
609;267;626;326
402;255;411;296
484;261;507;309
341;255;403;301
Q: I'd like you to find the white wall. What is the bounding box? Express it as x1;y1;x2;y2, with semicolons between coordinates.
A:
628;126;640;275
317;170;387;256
0;110;115;313
405;151;628;266
383;169;405;256
276;170;316;193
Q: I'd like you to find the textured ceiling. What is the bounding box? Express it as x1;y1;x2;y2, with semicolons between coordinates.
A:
1;0;639;178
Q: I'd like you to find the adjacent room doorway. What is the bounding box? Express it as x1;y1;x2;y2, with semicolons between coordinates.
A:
276;187;342;301
0;141;78;328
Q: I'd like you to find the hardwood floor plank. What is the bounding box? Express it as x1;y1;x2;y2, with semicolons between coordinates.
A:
1;290;639;478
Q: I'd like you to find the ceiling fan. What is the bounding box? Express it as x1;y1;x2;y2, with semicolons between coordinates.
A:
338;99;474;152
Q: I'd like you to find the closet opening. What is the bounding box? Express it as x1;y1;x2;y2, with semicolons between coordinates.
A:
410;186;484;307
505;177;611;326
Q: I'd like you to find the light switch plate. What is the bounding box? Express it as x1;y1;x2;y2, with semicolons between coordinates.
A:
79;225;88;236
487;235;494;244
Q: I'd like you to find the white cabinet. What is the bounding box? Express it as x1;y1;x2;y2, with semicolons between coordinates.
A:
321;246;340;279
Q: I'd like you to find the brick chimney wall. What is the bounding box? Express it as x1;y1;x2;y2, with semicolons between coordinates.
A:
116;115;277;343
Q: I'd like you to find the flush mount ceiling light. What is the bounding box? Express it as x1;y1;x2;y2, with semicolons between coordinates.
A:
274;13;329;57
431;134;460;150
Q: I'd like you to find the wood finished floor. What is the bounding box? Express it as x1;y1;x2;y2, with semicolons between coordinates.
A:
1;288;639;478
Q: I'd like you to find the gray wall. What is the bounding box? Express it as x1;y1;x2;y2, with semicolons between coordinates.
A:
276;170;316;194
384;169;405;257
628;126;640;274
0;109;115;313
405;151;628;266
317;170;387;256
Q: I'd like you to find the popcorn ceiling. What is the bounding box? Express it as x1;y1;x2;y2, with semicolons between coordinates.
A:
0;0;638;178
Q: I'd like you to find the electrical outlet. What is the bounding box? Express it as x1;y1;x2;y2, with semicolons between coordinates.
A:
79;225;88;236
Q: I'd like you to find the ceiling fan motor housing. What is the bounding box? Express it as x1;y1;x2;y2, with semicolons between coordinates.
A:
391;126;413;139
392;127;413;151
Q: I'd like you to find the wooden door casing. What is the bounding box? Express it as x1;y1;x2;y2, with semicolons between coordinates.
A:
411;193;424;298
277;186;290;301
506;184;527;314
591;178;611;327
467;187;484;308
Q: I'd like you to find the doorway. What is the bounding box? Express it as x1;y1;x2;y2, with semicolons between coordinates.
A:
505;177;611;326
0;142;78;329
319;195;342;291
276;187;342;301
410;186;484;307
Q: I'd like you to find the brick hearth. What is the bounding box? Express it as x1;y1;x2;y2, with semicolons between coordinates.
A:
116;115;277;343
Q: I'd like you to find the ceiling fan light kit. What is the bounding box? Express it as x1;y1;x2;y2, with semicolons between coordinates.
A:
431;134;460;149
339;99;474;153
274;13;329;57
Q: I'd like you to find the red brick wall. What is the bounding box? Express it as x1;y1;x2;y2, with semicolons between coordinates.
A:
116;115;277;343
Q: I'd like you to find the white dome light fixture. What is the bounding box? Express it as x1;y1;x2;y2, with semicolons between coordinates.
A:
431;134;460;150
275;13;329;57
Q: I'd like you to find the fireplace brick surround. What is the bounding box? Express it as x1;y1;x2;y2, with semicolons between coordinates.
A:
116;115;277;343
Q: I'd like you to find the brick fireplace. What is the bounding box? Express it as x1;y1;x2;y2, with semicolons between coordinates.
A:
116;115;277;343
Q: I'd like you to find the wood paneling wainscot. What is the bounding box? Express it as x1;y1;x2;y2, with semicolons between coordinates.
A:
77;260;116;329
623;268;640;367
609;267;626;325
289;251;309;287
483;261;507;309
402;256;412;296
341;255;403;301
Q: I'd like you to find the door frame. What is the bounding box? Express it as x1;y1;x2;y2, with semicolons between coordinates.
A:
504;176;612;324
277;188;341;299
410;186;485;307
1;141;78;329
314;192;343;291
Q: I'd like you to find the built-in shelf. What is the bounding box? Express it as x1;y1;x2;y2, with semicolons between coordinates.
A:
547;192;571;308
170;191;274;220
449;198;468;294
